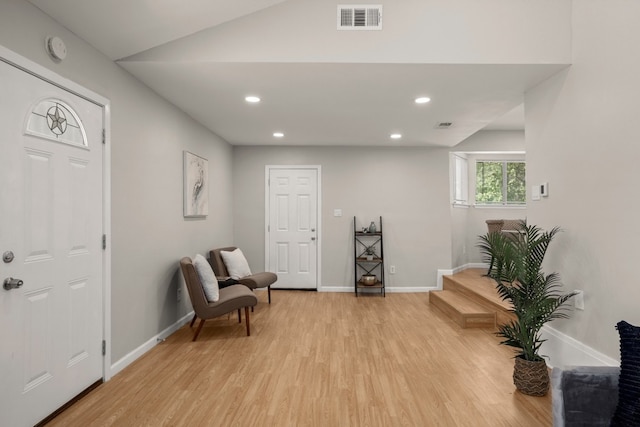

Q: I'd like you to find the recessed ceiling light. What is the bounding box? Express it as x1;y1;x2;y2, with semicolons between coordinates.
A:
245;96;261;103
273;132;284;138
415;97;431;104
390;133;402;140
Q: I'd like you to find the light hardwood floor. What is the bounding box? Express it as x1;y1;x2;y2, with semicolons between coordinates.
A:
48;291;551;426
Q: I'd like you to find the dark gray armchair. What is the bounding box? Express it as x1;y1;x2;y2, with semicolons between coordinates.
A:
180;257;258;341
209;247;277;304
551;365;620;426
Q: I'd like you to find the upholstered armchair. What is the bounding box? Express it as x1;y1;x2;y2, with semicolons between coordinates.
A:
209;247;277;304
180;257;258;340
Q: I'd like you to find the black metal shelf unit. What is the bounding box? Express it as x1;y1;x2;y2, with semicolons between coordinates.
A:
353;216;385;297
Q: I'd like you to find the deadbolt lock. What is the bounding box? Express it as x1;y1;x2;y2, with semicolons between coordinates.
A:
3;277;23;291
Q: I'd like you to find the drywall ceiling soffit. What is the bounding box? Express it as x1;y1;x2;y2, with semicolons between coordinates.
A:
26;0;571;146
122;0;571;64
483;104;525;131
118;61;567;146
113;1;570;146
27;0;288;60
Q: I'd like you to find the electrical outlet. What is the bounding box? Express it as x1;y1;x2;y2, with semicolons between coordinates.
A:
177;287;182;302
390;265;396;274
574;290;584;310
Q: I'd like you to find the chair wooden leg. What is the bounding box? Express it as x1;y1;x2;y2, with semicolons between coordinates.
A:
268;285;271;304
238;309;241;323
190;313;197;328
245;306;251;336
193;319;205;341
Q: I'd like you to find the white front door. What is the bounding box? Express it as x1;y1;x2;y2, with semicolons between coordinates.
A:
0;59;104;426
267;167;319;289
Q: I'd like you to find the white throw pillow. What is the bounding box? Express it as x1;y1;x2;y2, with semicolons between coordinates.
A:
193;254;219;302
220;248;252;280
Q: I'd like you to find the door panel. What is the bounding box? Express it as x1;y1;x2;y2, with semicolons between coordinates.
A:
0;59;104;427
268;168;318;289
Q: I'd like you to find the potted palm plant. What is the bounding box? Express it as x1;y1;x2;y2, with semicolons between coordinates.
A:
478;221;576;396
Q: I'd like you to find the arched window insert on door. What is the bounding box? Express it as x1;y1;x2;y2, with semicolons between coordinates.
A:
25;99;88;148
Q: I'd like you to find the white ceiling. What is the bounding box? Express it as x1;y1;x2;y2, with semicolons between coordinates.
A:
29;0;286;61
28;0;564;147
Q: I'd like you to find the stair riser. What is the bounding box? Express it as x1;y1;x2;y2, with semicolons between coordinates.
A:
443;276;516;326
429;293;495;329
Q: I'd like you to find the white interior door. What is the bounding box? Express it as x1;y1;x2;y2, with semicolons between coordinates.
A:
0;59;104;426
267;167;319;289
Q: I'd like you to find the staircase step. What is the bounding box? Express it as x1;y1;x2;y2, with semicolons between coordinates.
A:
442;269;516;326
429;290;495;329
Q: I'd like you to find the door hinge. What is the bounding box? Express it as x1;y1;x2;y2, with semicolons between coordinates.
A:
102;129;106;145
102;340;106;356
102;234;106;250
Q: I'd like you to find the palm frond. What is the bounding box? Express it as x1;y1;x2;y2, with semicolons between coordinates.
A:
478;222;575;361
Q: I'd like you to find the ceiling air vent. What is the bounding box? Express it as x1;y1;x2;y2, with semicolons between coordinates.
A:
338;5;382;30
435;122;454;129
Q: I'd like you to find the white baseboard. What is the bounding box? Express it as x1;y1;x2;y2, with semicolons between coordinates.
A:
463;262;488;270
385;287;433;293
436;269;453;290
318;286;352;293
109;311;194;378
320;286;433;293
440;263;618;368
541;325;619;368
437;263;488;290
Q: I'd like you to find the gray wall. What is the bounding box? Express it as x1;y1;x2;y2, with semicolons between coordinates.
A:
233;146;452;289
5;0;636;367
526;0;640;360
0;0;234;362
449;131;526;266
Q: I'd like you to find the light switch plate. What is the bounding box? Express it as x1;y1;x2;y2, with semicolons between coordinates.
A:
333;209;342;217
531;185;541;201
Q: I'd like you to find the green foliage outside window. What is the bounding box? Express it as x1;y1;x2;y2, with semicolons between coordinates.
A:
476;161;525;205
506;162;526;203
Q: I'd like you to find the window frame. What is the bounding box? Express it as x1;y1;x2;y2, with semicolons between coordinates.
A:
474;159;526;207
452;154;469;206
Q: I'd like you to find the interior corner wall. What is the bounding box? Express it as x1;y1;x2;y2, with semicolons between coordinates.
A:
0;0;234;363
525;0;640;362
232;146;452;290
449;131;526;267
450;204;469;268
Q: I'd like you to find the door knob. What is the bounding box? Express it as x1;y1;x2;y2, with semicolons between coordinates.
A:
311;237;316;241
3;277;23;290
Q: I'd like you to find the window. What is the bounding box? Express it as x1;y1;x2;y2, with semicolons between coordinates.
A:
452;154;468;205
476;160;525;205
26;99;88;148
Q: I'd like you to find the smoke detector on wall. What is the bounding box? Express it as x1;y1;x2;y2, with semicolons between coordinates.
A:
337;5;382;30
46;36;67;61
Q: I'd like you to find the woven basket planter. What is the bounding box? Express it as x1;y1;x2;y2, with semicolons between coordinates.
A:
513;356;549;396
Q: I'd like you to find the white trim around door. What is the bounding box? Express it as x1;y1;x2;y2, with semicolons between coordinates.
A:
265;165;322;291
0;45;112;381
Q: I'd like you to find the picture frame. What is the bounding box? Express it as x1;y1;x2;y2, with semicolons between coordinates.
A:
183;151;208;217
